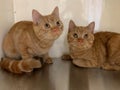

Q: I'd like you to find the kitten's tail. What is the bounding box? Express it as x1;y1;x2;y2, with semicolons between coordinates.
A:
62;54;72;61
0;58;42;74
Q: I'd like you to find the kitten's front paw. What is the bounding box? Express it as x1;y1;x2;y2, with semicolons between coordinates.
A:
45;57;53;64
62;54;72;60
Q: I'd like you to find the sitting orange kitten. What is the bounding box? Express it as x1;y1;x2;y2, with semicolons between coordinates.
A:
1;7;63;74
62;20;120;70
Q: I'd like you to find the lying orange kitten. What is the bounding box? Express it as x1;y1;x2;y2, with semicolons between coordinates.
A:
62;20;120;70
1;7;63;74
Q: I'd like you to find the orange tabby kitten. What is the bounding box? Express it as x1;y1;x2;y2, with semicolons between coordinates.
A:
63;20;120;70
1;7;63;74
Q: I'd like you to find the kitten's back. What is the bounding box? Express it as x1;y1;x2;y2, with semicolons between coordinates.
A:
94;32;119;44
8;21;33;34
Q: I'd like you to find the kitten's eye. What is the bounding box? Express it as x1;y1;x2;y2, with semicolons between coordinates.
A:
45;23;50;28
73;33;78;38
56;21;61;26
84;34;88;38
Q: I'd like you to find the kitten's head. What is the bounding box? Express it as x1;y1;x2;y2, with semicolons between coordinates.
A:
32;7;63;41
68;20;95;50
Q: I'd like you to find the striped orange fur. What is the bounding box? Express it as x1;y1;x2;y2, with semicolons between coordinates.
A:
1;7;63;74
0;58;41;74
63;20;120;70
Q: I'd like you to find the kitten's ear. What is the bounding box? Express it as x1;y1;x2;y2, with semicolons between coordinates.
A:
87;22;95;33
32;9;42;25
52;6;59;18
69;20;76;32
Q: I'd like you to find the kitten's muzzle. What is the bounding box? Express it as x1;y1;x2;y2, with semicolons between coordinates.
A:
52;27;59;32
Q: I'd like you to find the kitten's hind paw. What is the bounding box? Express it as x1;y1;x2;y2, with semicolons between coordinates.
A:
20;59;42;73
102;63;120;71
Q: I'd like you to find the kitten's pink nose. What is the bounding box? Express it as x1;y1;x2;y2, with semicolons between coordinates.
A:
78;38;84;43
53;27;59;32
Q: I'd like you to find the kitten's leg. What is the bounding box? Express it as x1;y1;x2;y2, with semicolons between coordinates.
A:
103;36;120;70
19;45;33;60
72;59;97;68
43;53;53;64
107;36;120;65
104;54;120;71
19;46;42;69
62;54;72;60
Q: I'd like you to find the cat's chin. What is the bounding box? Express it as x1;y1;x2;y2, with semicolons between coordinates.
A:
45;35;59;41
73;46;92;51
78;48;90;51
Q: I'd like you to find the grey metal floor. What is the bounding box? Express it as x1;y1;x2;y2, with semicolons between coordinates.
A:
0;59;120;90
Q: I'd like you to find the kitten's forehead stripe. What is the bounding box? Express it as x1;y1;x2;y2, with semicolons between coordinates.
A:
43;15;58;25
73;26;87;35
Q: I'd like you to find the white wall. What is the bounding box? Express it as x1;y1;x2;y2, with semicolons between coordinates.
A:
13;0;104;57
0;0;14;57
100;0;120;32
1;0;120;58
